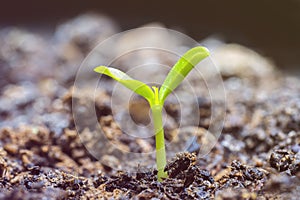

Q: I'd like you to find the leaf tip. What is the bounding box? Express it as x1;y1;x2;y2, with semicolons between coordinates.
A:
94;66;107;73
201;46;210;56
193;46;210;57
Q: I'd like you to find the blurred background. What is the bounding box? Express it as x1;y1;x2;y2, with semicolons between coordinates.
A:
0;0;296;139
0;0;299;73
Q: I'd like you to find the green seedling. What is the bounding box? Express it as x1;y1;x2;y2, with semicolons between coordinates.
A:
94;46;209;181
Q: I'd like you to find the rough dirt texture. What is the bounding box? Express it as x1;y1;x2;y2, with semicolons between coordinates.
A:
0;13;300;199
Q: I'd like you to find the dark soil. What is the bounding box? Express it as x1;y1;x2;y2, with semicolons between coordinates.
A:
0;14;300;199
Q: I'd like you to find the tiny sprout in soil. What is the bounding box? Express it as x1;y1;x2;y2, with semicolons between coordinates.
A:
94;46;210;181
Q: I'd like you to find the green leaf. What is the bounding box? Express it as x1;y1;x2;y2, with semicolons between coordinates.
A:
159;46;210;102
94;66;154;102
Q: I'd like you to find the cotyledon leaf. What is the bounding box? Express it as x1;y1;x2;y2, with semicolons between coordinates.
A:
159;46;210;102
94;66;155;102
